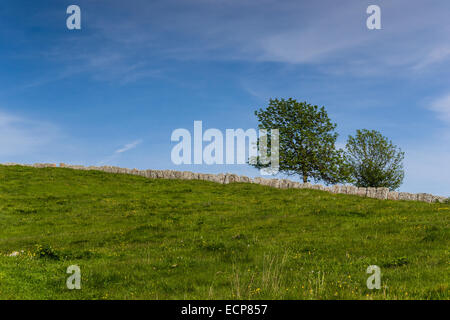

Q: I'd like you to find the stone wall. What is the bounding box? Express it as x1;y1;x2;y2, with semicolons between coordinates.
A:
1;162;447;203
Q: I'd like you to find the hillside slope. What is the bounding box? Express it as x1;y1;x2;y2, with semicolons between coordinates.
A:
0;165;448;299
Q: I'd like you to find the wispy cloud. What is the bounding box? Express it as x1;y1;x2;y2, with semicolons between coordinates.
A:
429;94;450;123
97;139;143;165
413;46;450;70
9;0;450;89
0;110;60;158
115;139;143;154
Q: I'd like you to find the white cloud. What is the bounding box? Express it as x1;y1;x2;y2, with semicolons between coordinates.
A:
0;110;60;157
97;139;143;165
413;46;450;70
13;0;450;88
429;95;450;123
115;139;143;154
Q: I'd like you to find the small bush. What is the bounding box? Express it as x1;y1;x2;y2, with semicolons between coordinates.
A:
382;256;408;268
34;244;60;260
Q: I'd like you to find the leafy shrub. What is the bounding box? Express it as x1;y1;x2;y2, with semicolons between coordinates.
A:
345;129;405;190
382;256;408;268
34;244;60;260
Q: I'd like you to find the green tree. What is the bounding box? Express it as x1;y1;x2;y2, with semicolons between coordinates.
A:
345;129;405;190
251;98;350;184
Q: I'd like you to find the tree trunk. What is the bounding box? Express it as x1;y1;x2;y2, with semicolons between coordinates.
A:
303;175;308;183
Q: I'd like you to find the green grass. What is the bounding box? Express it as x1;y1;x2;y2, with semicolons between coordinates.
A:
0;165;448;300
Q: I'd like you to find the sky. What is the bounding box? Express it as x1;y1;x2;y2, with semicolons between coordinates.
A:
0;0;449;196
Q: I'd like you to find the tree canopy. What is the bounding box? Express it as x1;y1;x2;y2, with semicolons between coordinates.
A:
345;129;405;190
251;98;349;184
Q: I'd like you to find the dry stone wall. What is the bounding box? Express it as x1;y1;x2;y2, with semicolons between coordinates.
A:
1;162;447;203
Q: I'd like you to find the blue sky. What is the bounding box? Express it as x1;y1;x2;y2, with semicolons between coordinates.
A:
1;0;450;196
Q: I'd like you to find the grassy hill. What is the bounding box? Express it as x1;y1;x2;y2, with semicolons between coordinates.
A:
0;165;448;300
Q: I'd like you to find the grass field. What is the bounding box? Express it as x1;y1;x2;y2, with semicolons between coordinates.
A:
0;165;448;300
